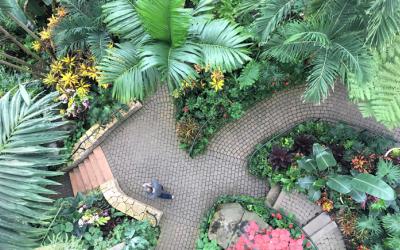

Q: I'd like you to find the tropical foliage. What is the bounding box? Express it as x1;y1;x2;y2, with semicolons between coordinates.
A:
196;195;315;250
42;191;160;250
0;85;69;249
99;0;251;102
248;121;400;249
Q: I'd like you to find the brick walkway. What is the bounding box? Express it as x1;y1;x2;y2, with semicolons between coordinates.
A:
101;84;399;250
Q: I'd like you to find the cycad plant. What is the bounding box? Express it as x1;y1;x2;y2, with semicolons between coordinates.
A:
0;85;69;249
54;0;111;61
244;0;400;104
98;0;251;102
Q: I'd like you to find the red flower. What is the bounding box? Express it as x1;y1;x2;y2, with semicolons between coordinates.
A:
276;213;282;220
289;223;293;229
271;213;275;218
284;81;289;86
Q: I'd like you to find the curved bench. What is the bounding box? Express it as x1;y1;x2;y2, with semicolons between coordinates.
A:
100;178;163;226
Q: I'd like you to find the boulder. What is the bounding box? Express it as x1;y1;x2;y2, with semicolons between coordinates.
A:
208;203;244;249
208;203;269;249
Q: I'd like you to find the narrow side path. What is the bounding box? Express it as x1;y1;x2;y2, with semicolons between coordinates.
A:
101;84;399;250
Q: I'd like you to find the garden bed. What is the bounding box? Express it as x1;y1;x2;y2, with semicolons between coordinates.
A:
40;190;160;250
196;195;316;250
248;121;400;249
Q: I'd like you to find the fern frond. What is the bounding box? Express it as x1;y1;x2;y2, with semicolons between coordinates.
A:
254;0;295;43
87;31;112;61
98;43;160;102
237;61;260;89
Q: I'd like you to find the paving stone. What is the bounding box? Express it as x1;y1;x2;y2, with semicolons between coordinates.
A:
311;221;346;250
273;190;322;226
302;212;333;236
99;84;397;249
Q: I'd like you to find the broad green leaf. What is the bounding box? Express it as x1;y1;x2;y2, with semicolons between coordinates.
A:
327;175;352;194
308;188;321;202
351;173;396;201
314;144;336;170
297;176;315;189
297;157;317;172
349;190;367;203
136;0;192;47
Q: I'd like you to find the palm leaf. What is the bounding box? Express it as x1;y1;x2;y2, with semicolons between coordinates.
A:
87;31;111;61
191;19;251;72
254;0;295;43
366;0;400;49
303;50;340;103
98;42;160;102
0;85;69;248
136;0;192;47
102;0;147;43
141;42;201;90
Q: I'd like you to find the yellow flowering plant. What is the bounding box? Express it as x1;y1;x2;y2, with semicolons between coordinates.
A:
43;51;99;117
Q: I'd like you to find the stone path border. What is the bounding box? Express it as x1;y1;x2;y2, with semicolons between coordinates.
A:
100;84;400;249
267;185;346;249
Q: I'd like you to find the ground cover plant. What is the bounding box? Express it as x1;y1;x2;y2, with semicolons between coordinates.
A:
248;121;400;249
196;195;315;250
42;190;160;250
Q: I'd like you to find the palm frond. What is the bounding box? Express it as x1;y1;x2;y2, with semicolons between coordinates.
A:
55;0;108;60
102;0;147;43
136;0;192;47
237;60;260;89
366;0;400;49
98;43;160;102
141;42;201;90
303;50;340;103
254;0;295;43
264;21;323;63
0;85;68;248
87;31;111;61
191;19;251;72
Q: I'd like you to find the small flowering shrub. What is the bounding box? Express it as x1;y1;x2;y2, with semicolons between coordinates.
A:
44;191;160;250
248;121;400;249
196;195;316;250
175;63;304;156
227;221;312;250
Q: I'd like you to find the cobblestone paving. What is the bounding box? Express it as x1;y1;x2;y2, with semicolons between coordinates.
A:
101;84;399;250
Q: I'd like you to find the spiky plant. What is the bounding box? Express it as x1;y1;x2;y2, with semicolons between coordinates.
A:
268;146;292;170
0;85;69;249
356;215;383;242
53;0;111;61
98;0;251;102
376;159;400;186
337;209;358;238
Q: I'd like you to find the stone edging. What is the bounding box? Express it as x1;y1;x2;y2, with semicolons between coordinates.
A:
62;102;143;172
100;178;163;227
267;185;346;249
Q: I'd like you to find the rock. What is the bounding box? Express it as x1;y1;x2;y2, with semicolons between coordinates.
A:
208;203;245;249
208;203;270;249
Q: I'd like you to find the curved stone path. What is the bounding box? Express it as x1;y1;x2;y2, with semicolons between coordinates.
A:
101;84;399;250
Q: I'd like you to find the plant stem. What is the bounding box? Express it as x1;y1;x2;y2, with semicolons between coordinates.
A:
0;51;32;68
0;60;44;78
0;25;42;61
8;13;40;41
